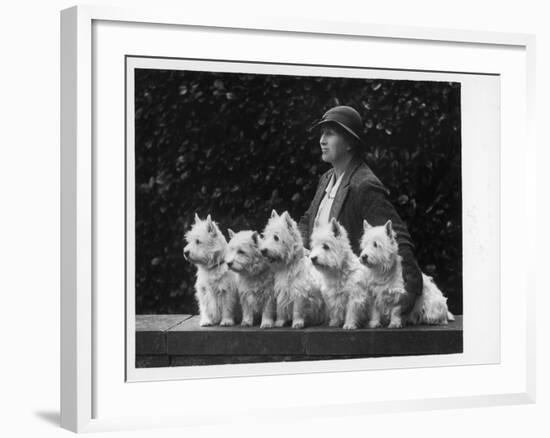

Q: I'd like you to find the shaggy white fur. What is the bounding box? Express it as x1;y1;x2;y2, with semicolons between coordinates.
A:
183;214;241;327
359;219;453;328
310;218;371;329
359;219;405;328
226;229;276;328
259;210;326;329
409;274;455;325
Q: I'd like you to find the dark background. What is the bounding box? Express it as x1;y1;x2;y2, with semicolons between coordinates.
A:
134;66;462;316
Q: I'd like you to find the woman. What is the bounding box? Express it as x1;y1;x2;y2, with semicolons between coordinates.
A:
298;105;423;311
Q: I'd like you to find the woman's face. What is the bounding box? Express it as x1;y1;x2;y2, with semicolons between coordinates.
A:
319;124;352;165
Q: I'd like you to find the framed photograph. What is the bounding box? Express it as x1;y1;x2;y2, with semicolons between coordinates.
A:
61;5;536;433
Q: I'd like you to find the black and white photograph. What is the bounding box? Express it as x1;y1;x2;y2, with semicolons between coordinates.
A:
130;58;463;368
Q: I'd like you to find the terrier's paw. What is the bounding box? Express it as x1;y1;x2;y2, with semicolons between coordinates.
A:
368;320;381;329
220;319;235;327
260;319;274;329
200;319;214;327
388;320;403;329
343;322;358;330
329;319;342;328
240;320;253;327
275;319;287;328
292;319;305;329
382;288;405;305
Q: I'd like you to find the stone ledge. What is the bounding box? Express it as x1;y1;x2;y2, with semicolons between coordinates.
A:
136;314;462;367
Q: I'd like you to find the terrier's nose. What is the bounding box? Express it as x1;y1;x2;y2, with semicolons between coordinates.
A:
360;254;368;264
183;249;190;258
261;248;268;256
227;261;233;268
311;256;318;264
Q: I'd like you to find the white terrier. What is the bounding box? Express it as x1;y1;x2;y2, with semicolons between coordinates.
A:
183;214;241;327
259;210;327;329
225;229;276;328
409;274;455;325
310;218;371;329
359;219;453;328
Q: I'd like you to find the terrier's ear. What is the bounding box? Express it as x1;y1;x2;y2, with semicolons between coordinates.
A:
270;209;279;219
330;218;341;237
206;216;216;235
363;219;372;231
283;211;293;229
194;213;201;223
227;228;235;239
252;231;260;246
384;220;394;240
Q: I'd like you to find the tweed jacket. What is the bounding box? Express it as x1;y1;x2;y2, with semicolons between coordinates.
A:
298;157;423;300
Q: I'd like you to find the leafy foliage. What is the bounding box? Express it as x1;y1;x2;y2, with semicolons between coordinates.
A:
135;69;462;315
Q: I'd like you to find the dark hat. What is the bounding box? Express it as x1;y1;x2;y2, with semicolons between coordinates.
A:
313;105;364;144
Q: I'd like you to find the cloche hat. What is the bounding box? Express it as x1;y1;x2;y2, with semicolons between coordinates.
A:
313;105;364;145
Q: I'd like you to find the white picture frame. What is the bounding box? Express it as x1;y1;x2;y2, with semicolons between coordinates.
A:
60;4;536;433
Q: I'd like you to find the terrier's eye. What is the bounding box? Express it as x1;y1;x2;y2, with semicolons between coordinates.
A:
195;239;201;245
237;249;244;255
273;235;279;242
373;241;378;248
322;244;329;251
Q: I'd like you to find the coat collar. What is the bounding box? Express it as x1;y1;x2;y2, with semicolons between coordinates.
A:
324;156;364;190
308;157;364;232
328;156;363;220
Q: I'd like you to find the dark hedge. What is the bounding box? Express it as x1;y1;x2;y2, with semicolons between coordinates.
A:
134;68;462;315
